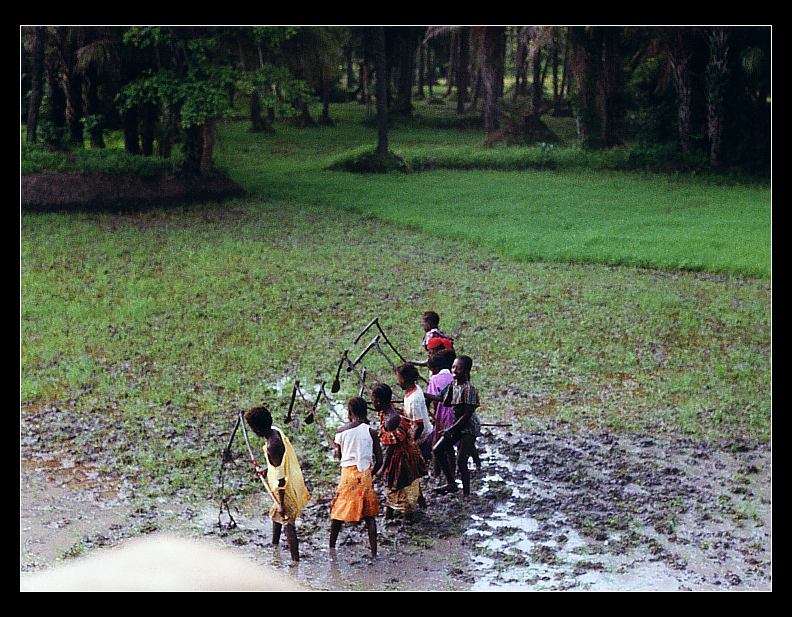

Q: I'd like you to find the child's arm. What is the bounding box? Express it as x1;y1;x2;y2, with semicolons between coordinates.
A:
370;428;383;476
446;404;475;435
377;445;394;479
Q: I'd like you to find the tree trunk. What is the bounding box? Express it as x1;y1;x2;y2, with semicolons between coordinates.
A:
57;27;85;147
361;60;371;113
705;27;730;168
62;66;83;146
123;104;140;154
26;27;46;144
469;68;482;112
249;90;266;132
666;29;695;154
540;49;550;91
158;102;176;159
200;121;215;177
456;27;470;113
552;35;560;104
396;32;416;116
318;65;333;125
292;98;316;127
345;46;356;89
599;27;623;147
374;27;389;159
416;42;425;99
183;124;203;175
531;45;543;118
498;29;507;98
481;26;506;134
82;64;105;148
427;46;434;96
513;30;526;101
559;30;570;99
41;30;68;148
568;26;602;149
140;102;156;156
446;30;458;97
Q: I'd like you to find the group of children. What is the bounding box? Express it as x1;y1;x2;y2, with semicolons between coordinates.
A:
243;311;482;561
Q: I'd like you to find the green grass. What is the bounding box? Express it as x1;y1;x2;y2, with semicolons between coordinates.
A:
214;100;770;277
21;198;770;500
21;98;770;502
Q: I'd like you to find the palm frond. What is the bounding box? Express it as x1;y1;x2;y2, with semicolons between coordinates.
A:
424;26;458;43
76;39;120;75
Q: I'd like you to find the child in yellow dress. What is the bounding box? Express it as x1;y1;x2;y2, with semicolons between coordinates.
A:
245;406;310;562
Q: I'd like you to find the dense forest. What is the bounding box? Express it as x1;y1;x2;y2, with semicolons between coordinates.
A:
20;26;771;176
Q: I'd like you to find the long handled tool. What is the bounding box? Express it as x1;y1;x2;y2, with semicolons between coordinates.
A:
330;350;348;394
359;368;368;397
353;317;409;364
217;413;243;528
348;334;380;372
342;353;375;384
319;382;346;423
372;338;397;371
305;382;325;425
238;410;282;517
284;380;299;424
221;414;242;463
353;317;379;346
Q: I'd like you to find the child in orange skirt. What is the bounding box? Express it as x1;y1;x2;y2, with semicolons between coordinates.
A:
329;397;383;557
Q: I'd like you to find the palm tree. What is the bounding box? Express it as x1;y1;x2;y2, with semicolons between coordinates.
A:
75;28;122;149
704;26;730;168
661;27;698;155
24;27;46;144
427;26;506;135
456;27;471;113
374;27;389;159
568;26;624;149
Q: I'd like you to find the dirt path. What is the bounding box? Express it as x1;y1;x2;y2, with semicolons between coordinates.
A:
20;428;771;590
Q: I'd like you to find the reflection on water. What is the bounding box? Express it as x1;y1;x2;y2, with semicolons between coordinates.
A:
468;433;690;591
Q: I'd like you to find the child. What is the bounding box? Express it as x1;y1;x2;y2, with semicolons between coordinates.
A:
372;383;427;522
329;397;383;557
433;355;481;497
244;406;311;562
411;311;454;368
424;348;456;478
421;311;454;353
395;363;434;464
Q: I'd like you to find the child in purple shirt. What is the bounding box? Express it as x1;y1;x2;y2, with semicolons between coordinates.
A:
425;348;456;478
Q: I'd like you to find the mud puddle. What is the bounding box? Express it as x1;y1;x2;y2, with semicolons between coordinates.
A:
463;429;771;590
20;458;132;571
21;426;771;590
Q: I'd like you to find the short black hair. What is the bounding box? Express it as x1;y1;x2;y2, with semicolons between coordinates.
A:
456;355;473;374
395;363;420;384
428;348;456;371
245;406;273;436
347;396;368;419
423;311;440;328
371;382;392;405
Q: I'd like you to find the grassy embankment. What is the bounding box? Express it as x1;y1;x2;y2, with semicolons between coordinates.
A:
21;99;770;503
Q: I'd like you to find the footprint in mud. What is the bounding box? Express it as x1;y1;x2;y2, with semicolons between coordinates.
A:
461;429;771;591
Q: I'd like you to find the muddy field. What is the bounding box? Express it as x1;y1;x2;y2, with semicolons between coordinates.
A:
21;172;245;212
21;425;771;591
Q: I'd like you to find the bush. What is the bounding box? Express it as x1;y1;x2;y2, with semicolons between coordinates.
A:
22;142;179;177
326;142;727;178
326;147;411;174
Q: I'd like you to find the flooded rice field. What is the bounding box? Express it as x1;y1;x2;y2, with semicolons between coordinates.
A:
21;426;771;591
